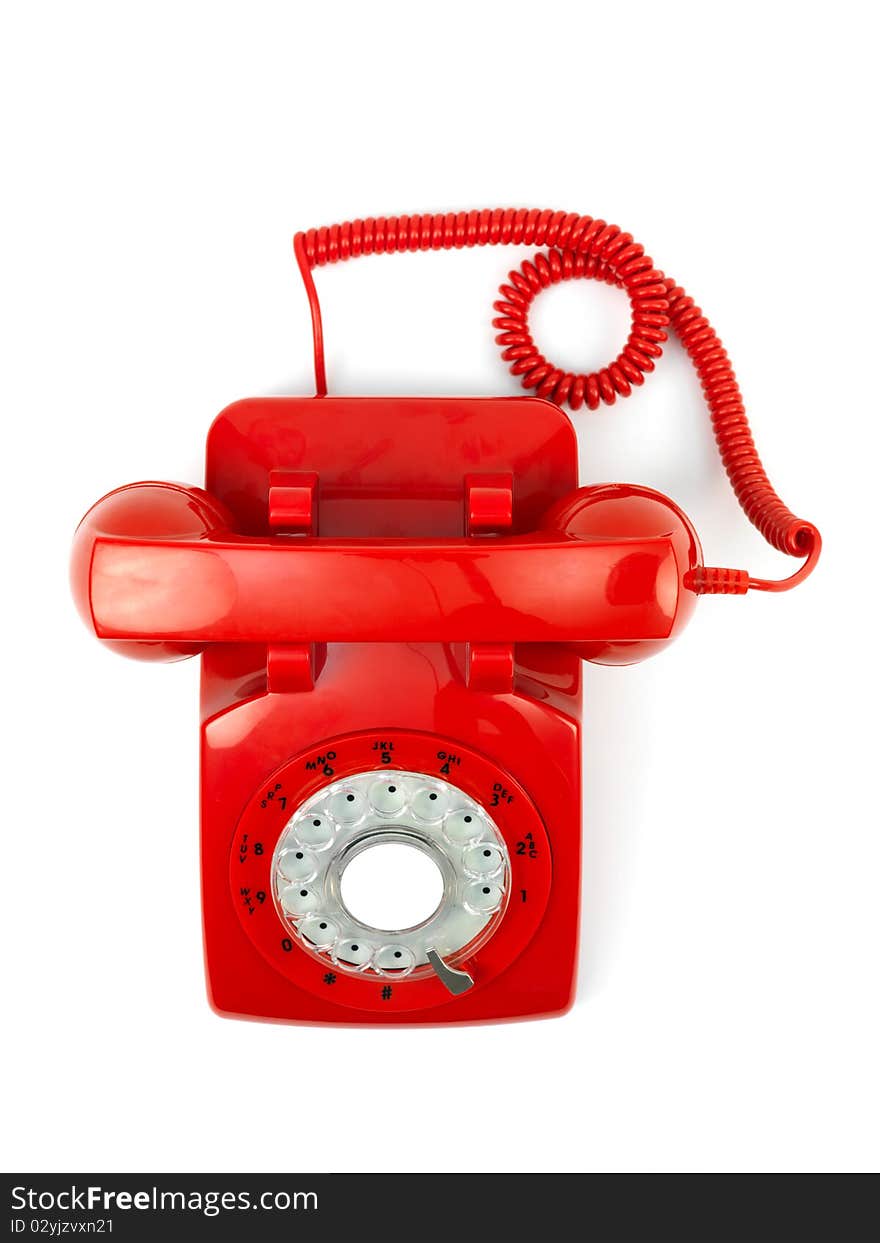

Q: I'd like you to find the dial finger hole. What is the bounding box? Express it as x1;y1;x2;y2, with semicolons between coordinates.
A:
463;880;504;914
443;809;483;845
374;944;416;975
294;815;335;850
280;884;321;917
463;842;504;877
410;786;447;822
327;788;368;824
298;915;339;949
278;848;318;883
335;940;374;968
368;779;407;816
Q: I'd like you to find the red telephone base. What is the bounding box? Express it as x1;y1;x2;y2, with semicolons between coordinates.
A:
202;396;581;1024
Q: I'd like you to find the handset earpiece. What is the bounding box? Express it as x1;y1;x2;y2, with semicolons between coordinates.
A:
540;483;701;665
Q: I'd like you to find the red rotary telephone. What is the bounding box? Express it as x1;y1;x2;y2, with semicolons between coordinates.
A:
71;209;820;1025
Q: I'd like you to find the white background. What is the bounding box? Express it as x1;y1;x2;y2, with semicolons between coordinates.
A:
1;0;877;1174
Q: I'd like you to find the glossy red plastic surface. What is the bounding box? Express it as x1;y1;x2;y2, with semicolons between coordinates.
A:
83;529;686;646
542;483;701;665
71;395;701;1024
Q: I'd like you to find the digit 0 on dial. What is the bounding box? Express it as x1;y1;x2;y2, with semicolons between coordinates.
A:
230;731;551;1014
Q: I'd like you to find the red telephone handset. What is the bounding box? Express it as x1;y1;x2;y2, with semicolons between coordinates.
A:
73;481;697;654
71;210;819;1025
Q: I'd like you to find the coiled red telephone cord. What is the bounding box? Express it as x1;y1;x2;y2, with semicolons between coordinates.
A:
293;209;821;594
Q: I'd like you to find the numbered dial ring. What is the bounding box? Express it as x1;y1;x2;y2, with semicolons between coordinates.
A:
231;731;551;1013
273;770;510;980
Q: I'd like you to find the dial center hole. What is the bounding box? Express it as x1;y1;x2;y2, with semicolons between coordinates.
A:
340;842;444;932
